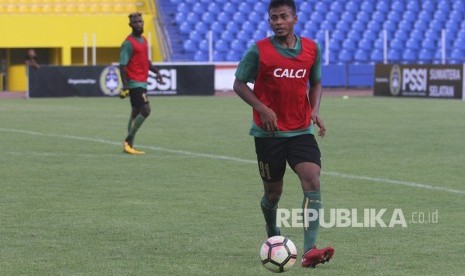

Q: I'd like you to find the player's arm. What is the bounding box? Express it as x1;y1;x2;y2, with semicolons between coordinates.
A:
119;41;132;91
148;62;164;84
309;43;326;138
233;46;278;133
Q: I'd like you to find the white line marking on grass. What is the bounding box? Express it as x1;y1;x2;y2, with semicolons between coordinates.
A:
1;127;464;195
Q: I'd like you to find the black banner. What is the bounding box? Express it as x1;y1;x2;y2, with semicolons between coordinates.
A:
28;64;215;97
374;64;464;99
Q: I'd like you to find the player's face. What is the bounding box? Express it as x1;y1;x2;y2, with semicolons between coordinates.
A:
268;5;297;38
130;16;144;36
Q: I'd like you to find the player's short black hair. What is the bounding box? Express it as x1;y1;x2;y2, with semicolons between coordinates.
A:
128;12;142;21
268;0;297;15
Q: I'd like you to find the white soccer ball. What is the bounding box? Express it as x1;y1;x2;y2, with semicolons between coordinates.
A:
260;236;297;273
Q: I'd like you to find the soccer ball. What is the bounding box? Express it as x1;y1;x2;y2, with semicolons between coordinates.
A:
260;236;297;273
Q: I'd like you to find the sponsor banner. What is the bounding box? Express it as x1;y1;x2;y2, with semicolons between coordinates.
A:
374;64;464;99
28;64;214;97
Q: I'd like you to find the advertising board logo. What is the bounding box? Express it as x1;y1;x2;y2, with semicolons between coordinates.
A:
99;66;122;96
402;68;427;92
148;69;177;95
389;65;401;96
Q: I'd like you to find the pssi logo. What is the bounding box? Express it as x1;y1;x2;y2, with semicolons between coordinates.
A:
148;69;177;91
402;68;427;92
99;66;122;96
389;65;401;96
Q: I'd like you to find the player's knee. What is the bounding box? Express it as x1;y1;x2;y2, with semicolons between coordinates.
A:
265;191;282;204
140;104;151;118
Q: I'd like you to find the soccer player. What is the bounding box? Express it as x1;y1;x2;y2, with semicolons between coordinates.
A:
233;0;334;268
119;12;163;154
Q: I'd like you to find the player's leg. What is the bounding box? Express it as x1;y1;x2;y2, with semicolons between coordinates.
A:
125;88;150;150
255;137;287;237
288;134;334;267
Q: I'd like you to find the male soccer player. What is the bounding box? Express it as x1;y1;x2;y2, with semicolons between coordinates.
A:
119;12;164;154
233;0;334;268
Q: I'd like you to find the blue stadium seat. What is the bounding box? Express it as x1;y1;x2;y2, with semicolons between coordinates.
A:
422;1;435;13
198;39;209;51
352;21;366;32
330;2;344;13
371;10;386;23
345;1;358;13
179;22;192;35
453;1;465;12
194;51;208;62
387;49;401;62
213;51;225;61
183;39;197;52
225;21;239;33
438;0;451;12
188;30;201;42
453;38;465;50
338;49;352;63
220;30;235;42
254;2;266;12
320;21;334;31
358;38;372;50
331;29;346;43
226;51;241;62
223;2;235;14
389;38;404;50
450;49;464;63
192;2;205;14
354;49;369;63
315;2;328;13
340;11;355;23
325;11;340;24
402;10;417;23
375;1;389;13
433;10;448;23
406;1;420;12
406;39;420;50
210;22;224;34
361;1;374;12
362;29;377;42
391;1;405;12
421;38;436;51
231;39;244;52
335;21;350;33
195;22;208;33
394;29;409;42
217;12;230;24
201;12;215;24
418;49;433;63
402;49;417;63
370;48;384;63
215;39;229;52
343;37;357;51
356;11;371;24
207;3;221;14
186;12;199;24
177;3;189;13
413;20;428;32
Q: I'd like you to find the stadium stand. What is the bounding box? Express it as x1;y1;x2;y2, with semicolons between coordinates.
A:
159;0;465;63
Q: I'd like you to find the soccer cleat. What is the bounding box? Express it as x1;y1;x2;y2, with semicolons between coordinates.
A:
119;89;129;99
301;246;335;268
123;142;145;155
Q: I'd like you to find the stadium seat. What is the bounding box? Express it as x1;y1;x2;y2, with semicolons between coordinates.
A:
418;49;433;63
207;2;220;14
422;1;435;13
194;51;208;62
389;38;404;50
421;38;436;50
338;49;352;63
370;48;384;63
406;1;420;12
345;1;358;13
406;39;420;50
210;22;224;34
330;2;344;13
215;39;229;52
358;38;372;51
387;49;401;62
192;2;205;14
183;39;197;52
226;51;241;61
201;12;215;24
402;49;417;62
354;49;369;63
375;1;389;13
361;1;374;12
450;49;464;63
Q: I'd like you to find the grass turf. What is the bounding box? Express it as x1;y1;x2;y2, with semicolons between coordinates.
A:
0;95;464;275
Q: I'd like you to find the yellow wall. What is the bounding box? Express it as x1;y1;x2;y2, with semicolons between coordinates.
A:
0;14;163;64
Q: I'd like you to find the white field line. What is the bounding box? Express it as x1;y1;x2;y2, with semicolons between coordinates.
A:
1;127;464;196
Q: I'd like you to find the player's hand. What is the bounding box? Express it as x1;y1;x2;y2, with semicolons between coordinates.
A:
257;105;279;135
155;74;164;85
312;114;326;138
119;89;129;99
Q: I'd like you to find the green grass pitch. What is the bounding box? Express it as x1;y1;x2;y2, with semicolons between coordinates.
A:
0;95;464;275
